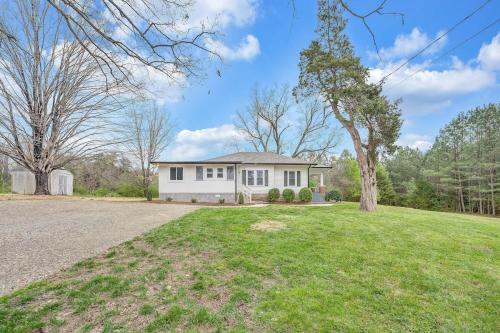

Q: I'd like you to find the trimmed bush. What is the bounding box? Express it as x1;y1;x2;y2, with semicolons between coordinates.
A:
298;187;312;202
282;189;295;203
219;198;225;204
166;197;173;202
325;190;342;202
191;198;198;203
238;192;244;204
268;188;280;202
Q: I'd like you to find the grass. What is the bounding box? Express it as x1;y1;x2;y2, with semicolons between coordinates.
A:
0;203;498;332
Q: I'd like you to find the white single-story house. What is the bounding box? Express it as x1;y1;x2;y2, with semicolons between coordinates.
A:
153;152;328;203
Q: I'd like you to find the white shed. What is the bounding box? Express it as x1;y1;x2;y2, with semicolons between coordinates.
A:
11;168;73;195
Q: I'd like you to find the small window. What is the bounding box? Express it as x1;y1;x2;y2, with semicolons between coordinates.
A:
289;171;296;186
207;168;213;178
170;167;183;181
265;170;269;186
217;168;224;178
297;171;301;187
257;170;264;186
196;166;203;180
242;170;247;185
227;166;234;180
284;170;288;186
248;170;255;186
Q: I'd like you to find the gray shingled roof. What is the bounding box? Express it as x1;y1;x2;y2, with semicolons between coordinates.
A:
204;152;313;165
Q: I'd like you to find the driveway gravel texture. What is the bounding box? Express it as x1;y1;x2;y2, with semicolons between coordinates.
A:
0;199;198;295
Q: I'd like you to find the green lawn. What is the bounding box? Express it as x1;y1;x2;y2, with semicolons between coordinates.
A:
1;203;499;332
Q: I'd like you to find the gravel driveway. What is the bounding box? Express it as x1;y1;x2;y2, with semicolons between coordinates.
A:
0;200;198;295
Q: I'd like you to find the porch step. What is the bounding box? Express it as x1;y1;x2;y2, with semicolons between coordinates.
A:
312;192;325;203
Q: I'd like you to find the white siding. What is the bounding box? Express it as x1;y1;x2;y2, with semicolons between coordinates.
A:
238;164;309;193
274;165;310;191
158;163;310;201
11;171;35;194
49;170;74;195
158;164;235;194
238;164;275;194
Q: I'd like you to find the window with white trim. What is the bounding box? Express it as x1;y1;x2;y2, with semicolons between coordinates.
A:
257;170;263;185
247;170;255;185
243;169;269;186
169;167;183;181
227;166;235;180
284;170;301;187
196;166;203;180
217;168;224;178
207;168;213;178
289;171;296;186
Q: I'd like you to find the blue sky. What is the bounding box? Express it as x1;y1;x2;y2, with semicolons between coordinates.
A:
159;0;500;160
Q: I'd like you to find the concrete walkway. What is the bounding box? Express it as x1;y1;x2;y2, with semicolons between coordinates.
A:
0;200;198;295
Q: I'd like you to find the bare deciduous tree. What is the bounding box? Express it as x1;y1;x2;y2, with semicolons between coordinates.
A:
0;0;218;85
123;102;173;201
235;84;338;160
0;1;124;194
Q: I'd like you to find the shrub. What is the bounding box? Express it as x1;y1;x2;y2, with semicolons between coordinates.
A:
191;198;198;203
73;184;88;195
116;183;143;197
325;190;342;202
308;179;318;189
219;198;225;204
268;188;280;202
238;192;244;204
282;189;295;203
298;187;312;202
166;197;173;202
93;188;118;197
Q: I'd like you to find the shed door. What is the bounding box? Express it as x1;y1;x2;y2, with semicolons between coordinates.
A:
58;175;65;195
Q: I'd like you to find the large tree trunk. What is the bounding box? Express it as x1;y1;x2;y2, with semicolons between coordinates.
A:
359;162;377;211
342;123;378;212
351;133;377;212
34;170;50;195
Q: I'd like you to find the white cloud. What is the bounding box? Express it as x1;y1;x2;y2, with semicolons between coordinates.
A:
397;133;433;151
376;28;447;60
370;32;500;114
370;59;495;113
188;0;258;28
167;124;245;160
478;33;500;71
206;34;260;61
121;59;187;105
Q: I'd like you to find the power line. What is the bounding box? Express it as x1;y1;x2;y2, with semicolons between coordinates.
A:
385;17;500;89
377;0;494;84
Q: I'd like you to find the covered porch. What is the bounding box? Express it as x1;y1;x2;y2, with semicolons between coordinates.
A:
309;165;330;203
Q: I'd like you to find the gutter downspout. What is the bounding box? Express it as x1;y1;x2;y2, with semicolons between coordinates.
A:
307;164;311;188
234;163;237;204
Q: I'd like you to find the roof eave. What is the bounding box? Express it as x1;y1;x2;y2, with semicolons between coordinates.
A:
151;161;243;164
151;161;316;166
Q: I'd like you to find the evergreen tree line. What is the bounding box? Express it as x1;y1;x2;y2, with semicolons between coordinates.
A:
321;104;499;215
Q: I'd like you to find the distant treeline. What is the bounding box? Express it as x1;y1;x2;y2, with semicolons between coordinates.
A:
322;104;499;216
68;153;159;198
